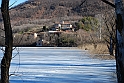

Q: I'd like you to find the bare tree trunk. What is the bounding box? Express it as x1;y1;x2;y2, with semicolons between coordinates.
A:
114;0;124;83
101;0;124;82
1;0;13;83
109;0;124;83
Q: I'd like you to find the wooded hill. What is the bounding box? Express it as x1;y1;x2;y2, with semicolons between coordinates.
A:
0;0;116;46
0;0;114;28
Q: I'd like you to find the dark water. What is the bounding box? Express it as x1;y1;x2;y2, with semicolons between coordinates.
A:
1;47;116;83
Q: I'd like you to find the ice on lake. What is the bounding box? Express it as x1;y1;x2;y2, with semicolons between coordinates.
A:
0;47;117;83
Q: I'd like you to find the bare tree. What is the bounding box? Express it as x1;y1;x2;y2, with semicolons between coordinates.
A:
102;10;116;56
1;0;13;83
101;0;124;83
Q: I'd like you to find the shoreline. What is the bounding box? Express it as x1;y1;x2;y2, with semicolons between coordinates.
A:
89;54;115;60
78;43;115;60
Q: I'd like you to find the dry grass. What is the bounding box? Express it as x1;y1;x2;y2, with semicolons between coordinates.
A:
91;54;115;60
78;43;115;60
78;43;109;54
90;43;109;54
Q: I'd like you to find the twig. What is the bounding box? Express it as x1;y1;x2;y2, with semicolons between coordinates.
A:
101;0;115;8
9;0;17;8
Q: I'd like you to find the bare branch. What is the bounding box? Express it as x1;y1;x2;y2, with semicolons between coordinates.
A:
72;0;86;11
79;0;86;7
103;36;110;44
101;0;115;8
0;0;17;9
9;0;17;8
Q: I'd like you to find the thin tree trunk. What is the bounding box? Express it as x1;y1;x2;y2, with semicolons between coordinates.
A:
1;0;13;83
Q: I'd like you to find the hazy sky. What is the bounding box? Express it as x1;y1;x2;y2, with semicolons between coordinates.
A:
0;0;27;7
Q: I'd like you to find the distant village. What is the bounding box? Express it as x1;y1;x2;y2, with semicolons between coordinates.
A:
20;21;77;47
12;15;102;47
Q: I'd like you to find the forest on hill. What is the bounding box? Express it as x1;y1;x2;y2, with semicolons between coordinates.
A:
0;0;113;27
0;0;115;47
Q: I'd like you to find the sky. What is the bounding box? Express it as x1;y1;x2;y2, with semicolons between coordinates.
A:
0;0;27;7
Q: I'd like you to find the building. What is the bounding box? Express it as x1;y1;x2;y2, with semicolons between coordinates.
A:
52;21;73;31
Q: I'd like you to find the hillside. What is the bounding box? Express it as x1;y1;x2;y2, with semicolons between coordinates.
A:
0;0;116;46
0;0;114;32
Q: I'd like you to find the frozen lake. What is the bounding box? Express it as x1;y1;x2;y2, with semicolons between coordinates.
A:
1;47;117;83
